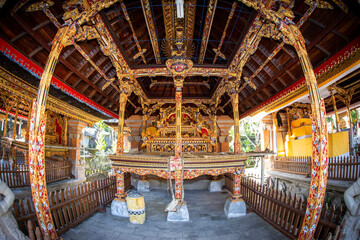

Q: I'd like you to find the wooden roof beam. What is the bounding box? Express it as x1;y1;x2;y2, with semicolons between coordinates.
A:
10;31;27;43
285;70;296;82
29;46;43;58
332;29;350;43
140;0;162;64
257;45;282;70
198;0;218;64
62;46;77;60
32;14;62;31
63;71;73;83
316;44;331;57
99;12;132;67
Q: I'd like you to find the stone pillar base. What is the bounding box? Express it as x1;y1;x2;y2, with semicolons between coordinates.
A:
111;200;129;217
137;180;150;192
167;203;189;222
208;180;222;192
224;198;246;218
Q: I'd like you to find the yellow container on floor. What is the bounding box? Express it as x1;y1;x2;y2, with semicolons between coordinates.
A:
126;190;145;224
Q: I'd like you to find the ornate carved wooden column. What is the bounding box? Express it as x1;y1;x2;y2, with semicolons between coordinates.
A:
174;77;184;202
2;107;9;138
286;24;329;239
115;170;126;201
230;167;245;201
236;1;330;237
1;96;14;138
25;100;33;142
12;100;19;139
114;81;132;204
28;25;74;239
210;113;218;152
230;92;241;154
174;77;183;158
116;92;128;156
329;89;340;131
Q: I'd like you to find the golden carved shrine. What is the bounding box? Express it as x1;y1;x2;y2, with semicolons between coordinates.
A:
0;0;359;239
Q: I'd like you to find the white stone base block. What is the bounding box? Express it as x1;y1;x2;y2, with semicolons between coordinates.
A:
208;180;222;192
111;200;129;217
137;180;150;192
224;199;246;218
167;204;189;222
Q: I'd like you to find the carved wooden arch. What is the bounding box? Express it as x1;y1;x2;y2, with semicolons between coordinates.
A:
238;1;329;239
28;1;120;239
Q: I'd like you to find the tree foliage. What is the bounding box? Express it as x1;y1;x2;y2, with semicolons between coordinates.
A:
229;116;261;152
86;121;113;178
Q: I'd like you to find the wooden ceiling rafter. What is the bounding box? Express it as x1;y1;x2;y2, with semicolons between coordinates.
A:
119;0;147;64
140;0;162;64
99;11;132;67
212;1;237;64
198;0;218;64
10;31;27;43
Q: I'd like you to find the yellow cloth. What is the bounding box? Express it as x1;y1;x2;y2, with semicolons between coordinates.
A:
328;131;349;157
291;118;311;128
292;125;312;137
287;131;349;157
126;193;145;224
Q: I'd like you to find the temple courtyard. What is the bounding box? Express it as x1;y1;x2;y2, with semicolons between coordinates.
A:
62;189;287;240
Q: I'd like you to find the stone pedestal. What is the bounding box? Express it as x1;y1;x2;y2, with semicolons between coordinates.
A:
167;204;189;222
111;200;129;217
137;180;150;192
208;180;222;192
224;199;246;218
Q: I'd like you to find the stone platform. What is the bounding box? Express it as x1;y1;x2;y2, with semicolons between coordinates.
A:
62;190;287;240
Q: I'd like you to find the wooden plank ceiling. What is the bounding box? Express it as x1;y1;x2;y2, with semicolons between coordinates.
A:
0;0;359;119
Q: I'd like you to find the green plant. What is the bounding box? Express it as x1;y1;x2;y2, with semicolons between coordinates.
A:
228;117;261;152
86;121;113;178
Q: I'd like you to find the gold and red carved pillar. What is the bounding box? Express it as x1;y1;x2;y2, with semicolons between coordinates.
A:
231;92;241;154
115;170;126;202
285;25;328;239
12;100;19;139
230;166;245;202
174;76;184;202
25;100;33;142
114;81;132;203
28;25;75;239
329;89;340;132
116;92;128;156
2;104;11;138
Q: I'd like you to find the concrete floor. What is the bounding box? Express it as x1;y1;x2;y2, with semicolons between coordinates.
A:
62;190;288;240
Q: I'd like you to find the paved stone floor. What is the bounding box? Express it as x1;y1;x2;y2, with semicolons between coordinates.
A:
62;190;287;240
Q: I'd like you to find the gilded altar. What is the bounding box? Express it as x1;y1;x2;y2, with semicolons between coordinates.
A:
142;106;216;153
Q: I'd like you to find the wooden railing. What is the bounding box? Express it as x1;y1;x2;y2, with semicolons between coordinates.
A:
328;156;360;180
272;156;311;175
13;176;117;236
241;177;344;239
271;156;360;181
0;160;73;188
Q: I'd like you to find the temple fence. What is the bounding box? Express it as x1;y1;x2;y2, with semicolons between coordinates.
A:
13;176;117;236
271;156;360;181
0;160;73;188
241;177;344;239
